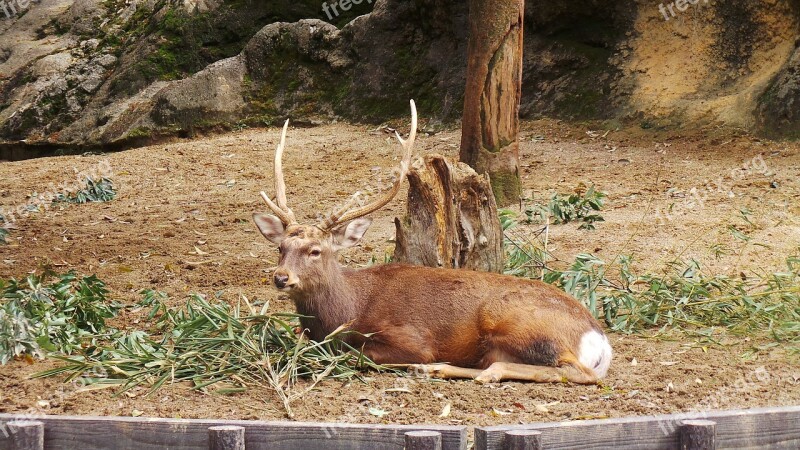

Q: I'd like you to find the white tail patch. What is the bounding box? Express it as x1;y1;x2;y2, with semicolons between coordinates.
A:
578;330;612;378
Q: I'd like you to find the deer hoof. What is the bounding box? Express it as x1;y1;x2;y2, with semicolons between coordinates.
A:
475;367;504;384
408;364;445;379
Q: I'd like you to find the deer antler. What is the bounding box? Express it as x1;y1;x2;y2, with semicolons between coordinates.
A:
260;119;298;226
320;99;418;230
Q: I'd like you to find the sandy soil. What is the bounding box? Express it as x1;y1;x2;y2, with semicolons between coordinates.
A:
0;120;799;429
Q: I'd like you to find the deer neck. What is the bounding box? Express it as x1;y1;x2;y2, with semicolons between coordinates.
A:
289;263;360;342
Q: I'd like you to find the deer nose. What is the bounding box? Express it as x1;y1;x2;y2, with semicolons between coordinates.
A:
274;273;289;289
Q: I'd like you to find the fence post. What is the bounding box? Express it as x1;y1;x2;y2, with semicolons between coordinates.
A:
680;420;717;450
405;430;442;450
504;430;543;450
9;421;44;450
208;425;246;450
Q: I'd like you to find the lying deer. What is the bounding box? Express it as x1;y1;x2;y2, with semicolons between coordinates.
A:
253;100;612;383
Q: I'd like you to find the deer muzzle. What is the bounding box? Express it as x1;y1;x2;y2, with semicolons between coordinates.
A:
273;269;299;291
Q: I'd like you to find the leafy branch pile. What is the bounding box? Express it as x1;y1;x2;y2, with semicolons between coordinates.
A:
499;209;550;279
0;272;120;364
499;184;606;278
502;195;800;356
35;291;385;416
515;246;800;354
53;177;117;204
2;270;382;415
1;177;117;243
548;253;799;343
525;185;606;230
0;213;8;245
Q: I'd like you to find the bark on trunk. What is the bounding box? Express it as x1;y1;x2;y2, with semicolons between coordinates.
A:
459;0;524;207
393;154;503;273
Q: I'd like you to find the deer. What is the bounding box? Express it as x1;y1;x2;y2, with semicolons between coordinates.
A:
252;100;612;384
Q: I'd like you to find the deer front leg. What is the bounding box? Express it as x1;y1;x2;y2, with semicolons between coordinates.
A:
407;364;484;380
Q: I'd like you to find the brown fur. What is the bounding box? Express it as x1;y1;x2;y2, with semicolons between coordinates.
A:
256;221;610;384
254;100;609;383
344;264;599;367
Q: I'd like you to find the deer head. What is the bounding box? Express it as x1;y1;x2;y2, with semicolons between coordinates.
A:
253;100;418;295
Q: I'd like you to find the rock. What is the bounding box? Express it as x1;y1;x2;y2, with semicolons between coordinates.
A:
43;78;69;97
81;39;100;51
80;73;105;93
33;53;73;78
182;0;222;13
94;54;117;68
243;19;350;78
67;0;106;37
1;0;800;147
149;56;248;129
67;95;82;113
756;46;800;139
239;19;352;121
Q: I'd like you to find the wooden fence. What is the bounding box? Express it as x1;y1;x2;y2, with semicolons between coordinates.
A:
2;406;799;450
0;415;466;450
475;406;800;450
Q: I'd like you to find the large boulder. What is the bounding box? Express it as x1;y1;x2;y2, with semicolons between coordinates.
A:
757;46;800;139
241;19;352;123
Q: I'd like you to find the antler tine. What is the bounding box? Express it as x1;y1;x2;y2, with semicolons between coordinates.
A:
261;119;297;226
321;100;418;230
274;120;292;213
260;191;294;226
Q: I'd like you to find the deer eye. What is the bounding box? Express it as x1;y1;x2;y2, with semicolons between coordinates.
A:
309;249;322;257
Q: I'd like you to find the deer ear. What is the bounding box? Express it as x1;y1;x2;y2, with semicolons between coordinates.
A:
253;213;285;244
331;218;373;250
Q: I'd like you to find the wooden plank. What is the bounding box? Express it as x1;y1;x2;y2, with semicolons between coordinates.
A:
503;430;542;450
475;406;800;450
680;420;716;450
405;431;442;450
8;422;44;450
0;415;466;450
209;426;245;450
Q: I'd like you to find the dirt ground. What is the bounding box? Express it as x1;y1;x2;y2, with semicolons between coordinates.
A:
0;120;799;430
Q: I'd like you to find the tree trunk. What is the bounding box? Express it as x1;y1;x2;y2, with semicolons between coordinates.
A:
459;0;524;207
393;154;503;273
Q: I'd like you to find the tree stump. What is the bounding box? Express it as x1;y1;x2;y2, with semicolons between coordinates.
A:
393;154;503;273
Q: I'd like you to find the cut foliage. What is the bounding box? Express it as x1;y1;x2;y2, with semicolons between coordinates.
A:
35;291;386;417
526;184;606;230
0;272;120;365
53;177;117;204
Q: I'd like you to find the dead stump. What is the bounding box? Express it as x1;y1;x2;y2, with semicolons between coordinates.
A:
393;154;503;273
